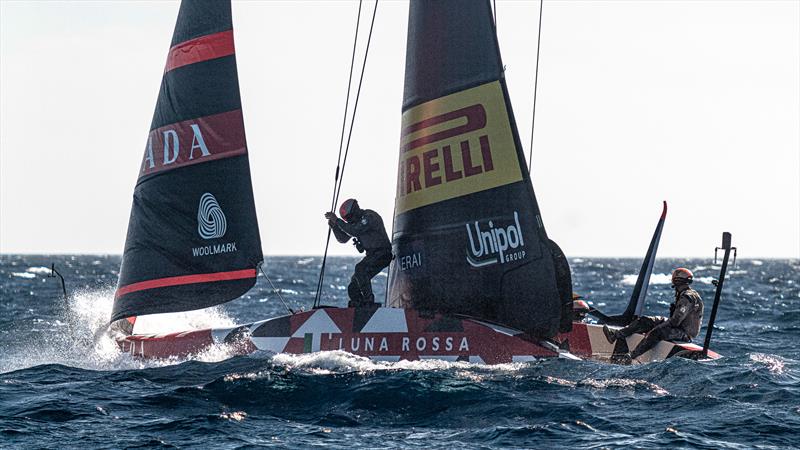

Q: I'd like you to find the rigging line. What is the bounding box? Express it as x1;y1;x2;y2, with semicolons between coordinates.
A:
314;0;379;308
330;0;363;211
332;0;379;209
527;0;544;174
313;0;364;308
259;265;294;315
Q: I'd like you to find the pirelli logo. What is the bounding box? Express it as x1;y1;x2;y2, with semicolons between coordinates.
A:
396;81;523;213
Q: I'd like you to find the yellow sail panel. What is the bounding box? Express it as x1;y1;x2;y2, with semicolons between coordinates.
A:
396;81;522;214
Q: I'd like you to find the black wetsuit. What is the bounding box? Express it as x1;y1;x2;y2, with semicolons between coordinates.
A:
329;209;392;306
616;285;704;359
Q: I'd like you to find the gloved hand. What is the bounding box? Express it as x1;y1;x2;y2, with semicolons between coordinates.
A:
353;238;365;253
324;212;337;226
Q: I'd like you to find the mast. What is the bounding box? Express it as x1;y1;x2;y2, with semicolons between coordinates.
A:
388;0;571;338
110;0;262;323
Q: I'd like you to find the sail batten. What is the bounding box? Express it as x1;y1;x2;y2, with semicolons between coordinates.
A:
114;269;257;299
111;0;261;324
165;30;235;73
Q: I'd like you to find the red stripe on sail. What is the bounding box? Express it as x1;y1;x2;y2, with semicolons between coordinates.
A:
165;30;235;73
140;109;247;179
115;269;256;299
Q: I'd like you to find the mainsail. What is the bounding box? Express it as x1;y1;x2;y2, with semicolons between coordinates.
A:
111;0;262;323
388;0;571;337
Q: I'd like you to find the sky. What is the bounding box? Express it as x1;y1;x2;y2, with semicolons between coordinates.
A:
1;0;798;258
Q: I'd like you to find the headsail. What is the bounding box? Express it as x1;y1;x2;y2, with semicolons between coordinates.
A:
111;0;262;323
628;201;668;318
388;0;571;337
593;202;667;326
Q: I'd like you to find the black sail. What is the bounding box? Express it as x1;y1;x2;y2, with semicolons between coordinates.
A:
388;0;571;337
111;0;262;323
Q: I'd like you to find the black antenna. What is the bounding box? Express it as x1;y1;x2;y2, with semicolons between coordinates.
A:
702;232;736;358
48;263;68;304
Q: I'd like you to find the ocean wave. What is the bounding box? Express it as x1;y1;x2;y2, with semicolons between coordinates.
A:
269;350;528;376
621;273;672;286
623;273;716;285
695;276;716;285
11;272;36;279
577;377;670;396
749;353;786;375
219;411;247;421
2;256;798;449
0;288;241;374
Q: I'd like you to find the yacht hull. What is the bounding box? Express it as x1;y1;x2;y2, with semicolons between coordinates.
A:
116;307;720;363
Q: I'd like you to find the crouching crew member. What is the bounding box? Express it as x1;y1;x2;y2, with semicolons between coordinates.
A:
324;199;392;307
603;268;704;362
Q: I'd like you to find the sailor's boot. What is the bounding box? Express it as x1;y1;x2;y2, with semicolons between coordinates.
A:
347;280;362;308
612;352;633;365
349;274;377;308
603;325;619;344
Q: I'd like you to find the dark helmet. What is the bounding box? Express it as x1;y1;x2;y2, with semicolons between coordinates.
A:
339;199;360;222
671;267;693;286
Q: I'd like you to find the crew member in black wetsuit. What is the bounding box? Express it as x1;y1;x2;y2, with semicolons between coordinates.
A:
603;268;704;363
324;199;392;307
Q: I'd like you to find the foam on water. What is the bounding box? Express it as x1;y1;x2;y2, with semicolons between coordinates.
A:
0;287;241;373
270;350;529;376
749;353;786;375
578;377;670;396
11;272;36;279
26;266;52;275
622;272;718;286
621;273;672;286
694;276;715;285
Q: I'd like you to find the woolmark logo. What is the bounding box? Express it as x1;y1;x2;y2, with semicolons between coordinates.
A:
197;193;227;239
466;211;527;267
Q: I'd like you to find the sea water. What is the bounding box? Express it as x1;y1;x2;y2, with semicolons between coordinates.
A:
0;255;798;448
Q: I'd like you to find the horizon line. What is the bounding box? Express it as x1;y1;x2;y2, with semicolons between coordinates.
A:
1;252;797;261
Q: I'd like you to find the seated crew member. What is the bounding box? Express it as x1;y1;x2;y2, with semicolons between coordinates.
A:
324;199;392;307
603;268;704;362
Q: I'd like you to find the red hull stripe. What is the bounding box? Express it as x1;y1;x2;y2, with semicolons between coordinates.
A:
115;269;256;299
165;30;235;73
